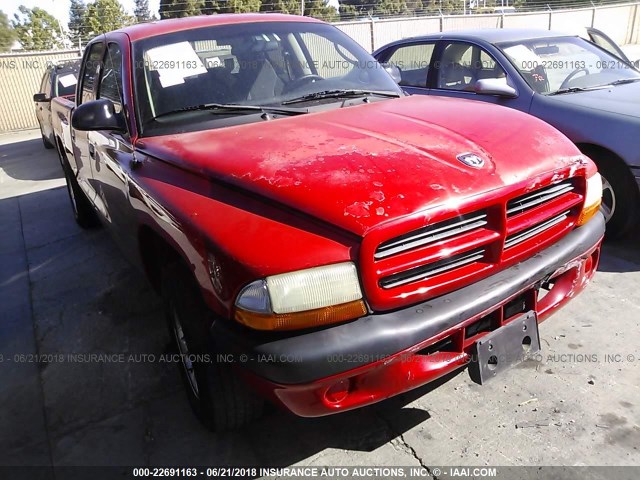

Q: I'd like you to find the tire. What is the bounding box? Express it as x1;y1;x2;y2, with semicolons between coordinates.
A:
39;124;54;149
162;262;264;431
60;158;100;229
589;155;639;240
42;133;54;149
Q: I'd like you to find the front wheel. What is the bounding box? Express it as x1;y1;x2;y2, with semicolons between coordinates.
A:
162;263;264;431
593;159;639;239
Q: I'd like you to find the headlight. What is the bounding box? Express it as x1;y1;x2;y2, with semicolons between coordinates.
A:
577;172;602;226
234;262;367;331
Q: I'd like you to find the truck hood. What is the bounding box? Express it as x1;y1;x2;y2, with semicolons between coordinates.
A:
548;82;640;119
140;95;582;236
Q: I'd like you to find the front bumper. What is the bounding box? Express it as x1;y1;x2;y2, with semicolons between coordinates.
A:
213;213;605;417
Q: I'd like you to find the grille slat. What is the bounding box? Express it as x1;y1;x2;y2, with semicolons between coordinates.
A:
507;181;574;217
371;178;579;298
380;248;485;289
375;212;488;260
504;211;570;249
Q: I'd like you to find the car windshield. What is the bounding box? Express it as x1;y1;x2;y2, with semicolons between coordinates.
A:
132;21;401;135
497;36;640;95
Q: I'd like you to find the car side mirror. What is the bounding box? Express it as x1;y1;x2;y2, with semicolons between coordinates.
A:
33;93;49;102
381;62;402;84
71;98;126;132
474;78;518;98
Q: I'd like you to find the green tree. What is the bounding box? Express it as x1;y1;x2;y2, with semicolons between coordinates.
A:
373;0;409;16
304;0;338;21
200;0;265;14
405;0;424;15
0;11;16;52
338;0;372;18
339;3;358;19
68;0;86;47
134;0;154;22
159;0;203;18
202;0;221;14
12;6;64;50
225;0;262;13
83;0;133;37
261;0;300;14
422;0;462;14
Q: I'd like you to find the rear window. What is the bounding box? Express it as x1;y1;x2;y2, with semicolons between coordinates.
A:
55;72;78;97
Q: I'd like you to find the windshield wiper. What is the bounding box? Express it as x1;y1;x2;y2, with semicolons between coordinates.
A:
282;89;401;105
154;103;307;120
607;78;640;86
547;85;608;96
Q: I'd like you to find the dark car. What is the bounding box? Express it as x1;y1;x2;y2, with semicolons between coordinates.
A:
373;29;640;238
33;58;81;149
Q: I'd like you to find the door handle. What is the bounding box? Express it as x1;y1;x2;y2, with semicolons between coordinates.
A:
89;143;96;158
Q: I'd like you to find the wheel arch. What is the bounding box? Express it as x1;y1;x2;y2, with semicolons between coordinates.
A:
575;143;630;173
138;225;185;294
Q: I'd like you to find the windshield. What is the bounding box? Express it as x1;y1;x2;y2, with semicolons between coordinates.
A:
498;36;640;95
132;21;401;135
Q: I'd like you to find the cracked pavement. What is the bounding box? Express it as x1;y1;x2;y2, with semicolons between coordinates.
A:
1;130;640;475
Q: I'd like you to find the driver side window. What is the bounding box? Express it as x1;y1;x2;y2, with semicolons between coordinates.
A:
98;43;124;113
436;42;506;91
387;43;435;88
79;42;104;105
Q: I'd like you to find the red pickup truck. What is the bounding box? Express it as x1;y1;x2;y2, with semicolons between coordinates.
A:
52;14;605;430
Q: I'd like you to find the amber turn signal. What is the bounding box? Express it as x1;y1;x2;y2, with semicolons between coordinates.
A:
576;199;601;226
234;300;367;331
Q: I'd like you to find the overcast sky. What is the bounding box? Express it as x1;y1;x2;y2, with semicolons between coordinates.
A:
2;0;162;28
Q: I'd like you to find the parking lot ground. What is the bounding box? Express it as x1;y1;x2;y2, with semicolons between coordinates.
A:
1;130;640;474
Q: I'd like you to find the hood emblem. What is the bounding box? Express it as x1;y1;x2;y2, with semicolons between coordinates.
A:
457;152;485;169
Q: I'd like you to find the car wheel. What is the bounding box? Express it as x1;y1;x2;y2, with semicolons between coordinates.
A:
162;262;264;431
61;159;100;229
592;158;639;239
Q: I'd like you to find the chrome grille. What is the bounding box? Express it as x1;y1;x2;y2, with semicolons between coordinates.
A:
379;248;485;289
374;211;488;260
505;211;570;249
507;180;574;217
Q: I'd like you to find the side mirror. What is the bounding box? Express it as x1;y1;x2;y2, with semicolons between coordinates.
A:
33;93;49;102
71;98;126;132
381;62;402;84
474;78;518;98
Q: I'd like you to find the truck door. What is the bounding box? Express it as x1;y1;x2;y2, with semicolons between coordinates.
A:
73;41;104;205
89;41;139;262
35;70;52;140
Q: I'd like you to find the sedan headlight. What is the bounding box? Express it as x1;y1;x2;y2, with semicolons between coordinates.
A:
234;262;367;331
577;172;602;226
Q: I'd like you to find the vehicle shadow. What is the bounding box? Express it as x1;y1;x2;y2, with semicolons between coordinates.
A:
5;182;639;468
0;136;62;182
597;227;640;273
1;185;446;468
213;389;441;467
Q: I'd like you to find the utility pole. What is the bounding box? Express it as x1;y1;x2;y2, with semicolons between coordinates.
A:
301;0;304;15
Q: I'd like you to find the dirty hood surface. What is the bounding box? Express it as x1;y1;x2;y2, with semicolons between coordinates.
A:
141;95;583;236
